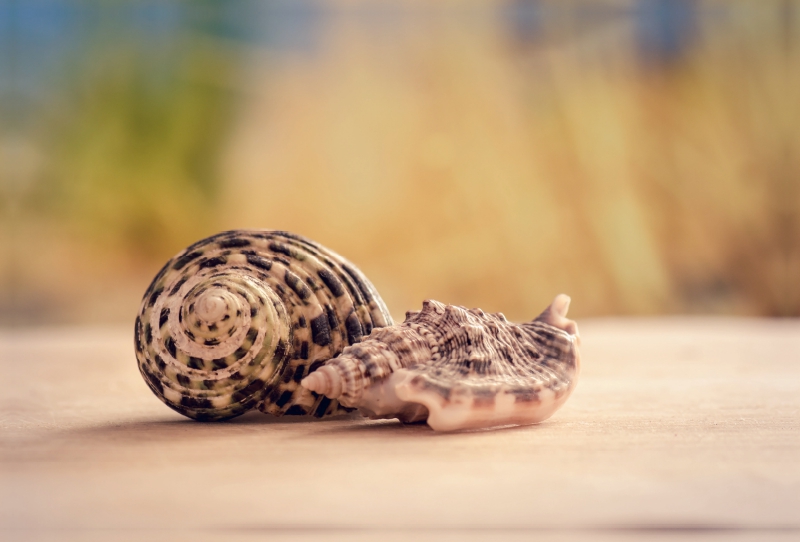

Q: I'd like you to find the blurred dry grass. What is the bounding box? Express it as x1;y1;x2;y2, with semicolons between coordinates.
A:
1;0;797;325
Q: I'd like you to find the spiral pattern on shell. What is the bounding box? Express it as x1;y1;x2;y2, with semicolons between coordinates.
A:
134;230;392;421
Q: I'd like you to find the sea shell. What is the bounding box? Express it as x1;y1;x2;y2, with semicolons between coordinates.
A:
301;295;580;431
134;230;392;421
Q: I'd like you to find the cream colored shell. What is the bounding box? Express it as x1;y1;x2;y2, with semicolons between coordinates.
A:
302;295;580;431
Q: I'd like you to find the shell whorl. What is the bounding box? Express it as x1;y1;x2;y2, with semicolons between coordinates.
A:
302;295;580;431
302;319;434;407
134;230;392;421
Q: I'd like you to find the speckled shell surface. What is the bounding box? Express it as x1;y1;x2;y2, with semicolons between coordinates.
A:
302;295;580;431
134;230;392;421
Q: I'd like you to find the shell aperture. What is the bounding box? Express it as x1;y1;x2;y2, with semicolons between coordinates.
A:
134;230;393;421
301;295;580;431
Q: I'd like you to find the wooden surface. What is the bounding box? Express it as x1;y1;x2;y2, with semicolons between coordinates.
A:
2;319;799;542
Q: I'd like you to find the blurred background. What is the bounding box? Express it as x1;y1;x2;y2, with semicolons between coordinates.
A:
1;0;797;326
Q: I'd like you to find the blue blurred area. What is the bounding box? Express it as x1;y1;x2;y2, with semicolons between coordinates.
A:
502;0;699;64
3;0;707;100
0;0;795;323
0;0;710;141
2;0;329;113
634;0;697;64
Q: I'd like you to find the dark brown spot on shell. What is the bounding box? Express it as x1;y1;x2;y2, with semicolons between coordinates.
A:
310;314;331;346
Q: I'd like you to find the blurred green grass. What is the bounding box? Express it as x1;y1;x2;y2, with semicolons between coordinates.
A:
1;0;797;325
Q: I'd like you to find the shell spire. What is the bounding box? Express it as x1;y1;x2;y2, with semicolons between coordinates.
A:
301;295;581;431
134;230;392;421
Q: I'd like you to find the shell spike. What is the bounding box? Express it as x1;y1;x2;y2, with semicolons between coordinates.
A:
421;299;446;314
301;366;343;398
535;294;579;338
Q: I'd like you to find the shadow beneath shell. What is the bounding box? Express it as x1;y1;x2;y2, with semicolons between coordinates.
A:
304;418;548;437
9;411;368;453
227;410;364;425
304;418;433;437
12;411;549;456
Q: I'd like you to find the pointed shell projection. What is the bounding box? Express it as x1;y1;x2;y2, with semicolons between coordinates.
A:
134;230;392;421
302;295;580;431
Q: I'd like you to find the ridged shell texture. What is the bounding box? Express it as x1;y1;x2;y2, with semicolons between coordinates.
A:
134;230;392;421
302;295;580;431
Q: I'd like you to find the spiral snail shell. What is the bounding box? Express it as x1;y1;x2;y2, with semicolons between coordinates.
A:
301;295;580;431
134;230;392;421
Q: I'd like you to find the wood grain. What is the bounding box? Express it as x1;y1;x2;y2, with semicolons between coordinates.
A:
2;319;799;541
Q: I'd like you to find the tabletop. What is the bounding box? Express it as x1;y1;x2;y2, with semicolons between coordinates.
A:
2;318;799;542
